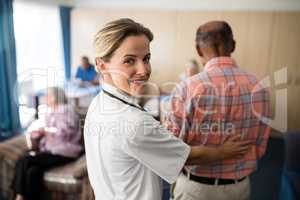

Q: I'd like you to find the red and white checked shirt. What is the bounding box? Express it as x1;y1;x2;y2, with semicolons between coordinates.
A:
165;57;271;179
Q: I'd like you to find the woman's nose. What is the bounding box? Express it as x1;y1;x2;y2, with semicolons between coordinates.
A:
136;62;150;75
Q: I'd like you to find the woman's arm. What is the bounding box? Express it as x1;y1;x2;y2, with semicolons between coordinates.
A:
186;135;253;165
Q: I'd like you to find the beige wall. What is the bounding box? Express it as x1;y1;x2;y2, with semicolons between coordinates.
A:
71;9;300;130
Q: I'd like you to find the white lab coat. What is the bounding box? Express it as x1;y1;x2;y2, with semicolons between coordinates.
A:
84;83;190;200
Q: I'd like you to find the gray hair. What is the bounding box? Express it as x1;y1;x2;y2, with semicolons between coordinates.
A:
47;87;68;105
196;21;234;52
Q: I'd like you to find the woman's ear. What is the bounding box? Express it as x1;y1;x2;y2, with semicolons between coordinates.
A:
95;57;106;73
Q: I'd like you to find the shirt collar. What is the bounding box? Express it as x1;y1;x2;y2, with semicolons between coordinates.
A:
101;82;142;109
204;56;237;70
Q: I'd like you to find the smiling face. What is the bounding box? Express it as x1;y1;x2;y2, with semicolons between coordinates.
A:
98;35;151;96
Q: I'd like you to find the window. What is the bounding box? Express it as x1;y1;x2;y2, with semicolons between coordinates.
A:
13;1;64;127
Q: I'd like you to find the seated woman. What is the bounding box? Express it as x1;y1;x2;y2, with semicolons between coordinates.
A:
12;87;83;200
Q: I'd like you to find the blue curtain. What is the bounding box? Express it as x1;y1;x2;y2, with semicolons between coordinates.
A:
59;6;72;80
0;0;20;140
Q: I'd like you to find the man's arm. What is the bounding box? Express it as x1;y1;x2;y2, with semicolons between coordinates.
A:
255;88;272;159
75;67;81;79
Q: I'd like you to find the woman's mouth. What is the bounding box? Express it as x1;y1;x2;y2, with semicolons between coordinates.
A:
129;78;148;85
128;78;149;95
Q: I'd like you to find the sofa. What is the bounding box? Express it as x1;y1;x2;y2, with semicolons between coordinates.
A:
0;134;94;200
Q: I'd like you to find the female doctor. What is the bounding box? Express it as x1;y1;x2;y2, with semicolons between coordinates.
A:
84;18;251;200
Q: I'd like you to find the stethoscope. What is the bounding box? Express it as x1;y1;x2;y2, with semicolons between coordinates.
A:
102;89;146;112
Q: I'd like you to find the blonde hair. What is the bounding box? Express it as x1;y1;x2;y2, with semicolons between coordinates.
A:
94;18;153;62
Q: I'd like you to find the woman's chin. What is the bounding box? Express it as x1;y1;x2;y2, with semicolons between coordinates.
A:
130;84;146;96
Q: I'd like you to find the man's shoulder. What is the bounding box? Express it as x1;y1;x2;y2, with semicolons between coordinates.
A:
234;67;259;85
77;66;84;70
76;66;84;74
184;71;211;90
189;71;211;84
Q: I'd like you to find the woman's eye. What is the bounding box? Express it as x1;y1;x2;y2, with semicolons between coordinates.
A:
143;57;150;64
124;58;135;65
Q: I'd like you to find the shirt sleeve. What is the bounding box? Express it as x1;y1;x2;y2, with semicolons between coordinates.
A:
254;87;272;159
75;67;81;79
43;106;82;157
122;114;191;184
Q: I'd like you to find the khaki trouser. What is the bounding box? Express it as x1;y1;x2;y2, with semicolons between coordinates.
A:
173;173;250;200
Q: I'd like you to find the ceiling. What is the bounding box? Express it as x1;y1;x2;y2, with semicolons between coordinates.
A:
15;0;300;10
75;0;300;11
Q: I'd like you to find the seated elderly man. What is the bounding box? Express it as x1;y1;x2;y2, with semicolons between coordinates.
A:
75;56;99;86
12;87;83;200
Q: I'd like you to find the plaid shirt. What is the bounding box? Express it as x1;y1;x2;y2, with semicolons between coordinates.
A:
165;57;271;179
